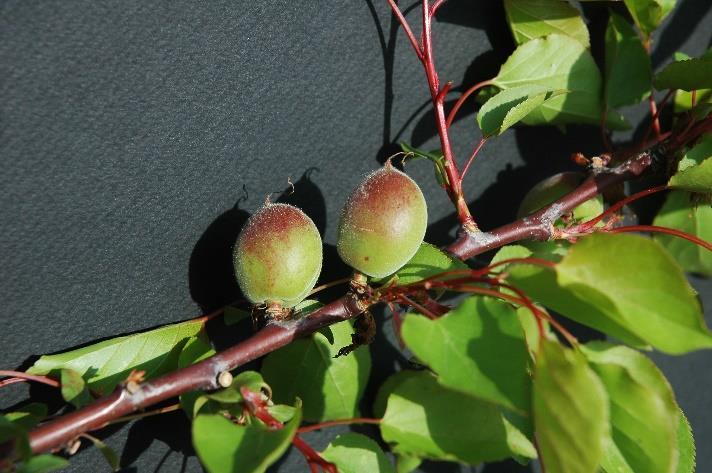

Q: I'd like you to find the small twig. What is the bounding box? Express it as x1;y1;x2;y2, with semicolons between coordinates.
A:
0;371;60;389
606;225;712;251
107;403;181;426
398;295;439;320
308;277;352;296
385;0;423;59
446;79;494;128
460;137;487;182
573;185;668;232
297;417;382;434
292;435;337;473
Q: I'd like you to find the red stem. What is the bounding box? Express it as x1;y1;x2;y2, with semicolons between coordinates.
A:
0;371;60;389
387;0;477;232
446;79;494;128
649;94;661;138
575;185;669;231
607;225;712;251
292;436;337;473
398;295;439;319
460;137;487;182
385;0;423;60
297;417;382;434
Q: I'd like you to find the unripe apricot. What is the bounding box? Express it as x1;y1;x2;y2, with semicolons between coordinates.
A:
233;203;322;308
337;163;428;278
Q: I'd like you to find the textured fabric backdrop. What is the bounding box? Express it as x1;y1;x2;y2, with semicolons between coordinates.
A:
1;1;711;471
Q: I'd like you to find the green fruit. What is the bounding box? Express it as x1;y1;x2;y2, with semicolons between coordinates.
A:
517;172;603;222
337;163;428;278
233;203;322;308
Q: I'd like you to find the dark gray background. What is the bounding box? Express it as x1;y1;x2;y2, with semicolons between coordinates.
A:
1;0;711;471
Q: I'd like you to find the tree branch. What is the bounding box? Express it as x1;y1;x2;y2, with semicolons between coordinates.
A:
446;151;655;259
27;295;368;455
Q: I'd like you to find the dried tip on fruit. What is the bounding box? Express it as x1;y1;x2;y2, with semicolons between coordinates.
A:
233;202;323;308
337;164;428;278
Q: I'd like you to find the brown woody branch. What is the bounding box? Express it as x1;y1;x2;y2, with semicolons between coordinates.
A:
446;151;655;259
27;295;367;454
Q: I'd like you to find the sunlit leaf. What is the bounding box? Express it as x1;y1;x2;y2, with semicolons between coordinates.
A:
510;234;712;353
582;342;679;473
380;371;536;464
493;34;629;129
676;408;695;473
654;191;712;276
261;320;370;422
374;242;467;286
668;135;712;193
478;85;568;136
623;0;676;35
193;401;301;473
27;318;205;394
321;433;395;473
533;340;609;473
401;296;531;412
504;0;589;47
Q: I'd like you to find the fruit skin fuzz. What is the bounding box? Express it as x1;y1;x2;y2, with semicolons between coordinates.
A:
233;202;323;309
337;162;428;278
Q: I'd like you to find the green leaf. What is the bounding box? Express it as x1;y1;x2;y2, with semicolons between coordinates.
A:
506;246;649;349
533;340;609;473
321;433;396;473
605;12;651;108
17;455;69;473
478;85;567;136
373;370;420;419
266;404;297;423
676;408;695;473
504;0;589;47
224;306;251;326
59;369;93;409
653;191;712;276
654;57;712;91
676;134;712;172
380;371;536;464
511;234;712;353
668;137;712;193
396;454;422;473
193;402;301;473
582;342;679;473
83;435;120;472
201;371;270;407
401;296;531;412
375;242;467;286
293;299;324;316
493;34;629;129
555;234;712;353
261;320;370;422
5;404;47;431
0;415;31;461
623;0;676;35
27;318;204;394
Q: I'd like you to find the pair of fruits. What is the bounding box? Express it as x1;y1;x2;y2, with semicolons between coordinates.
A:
233;162;428;310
